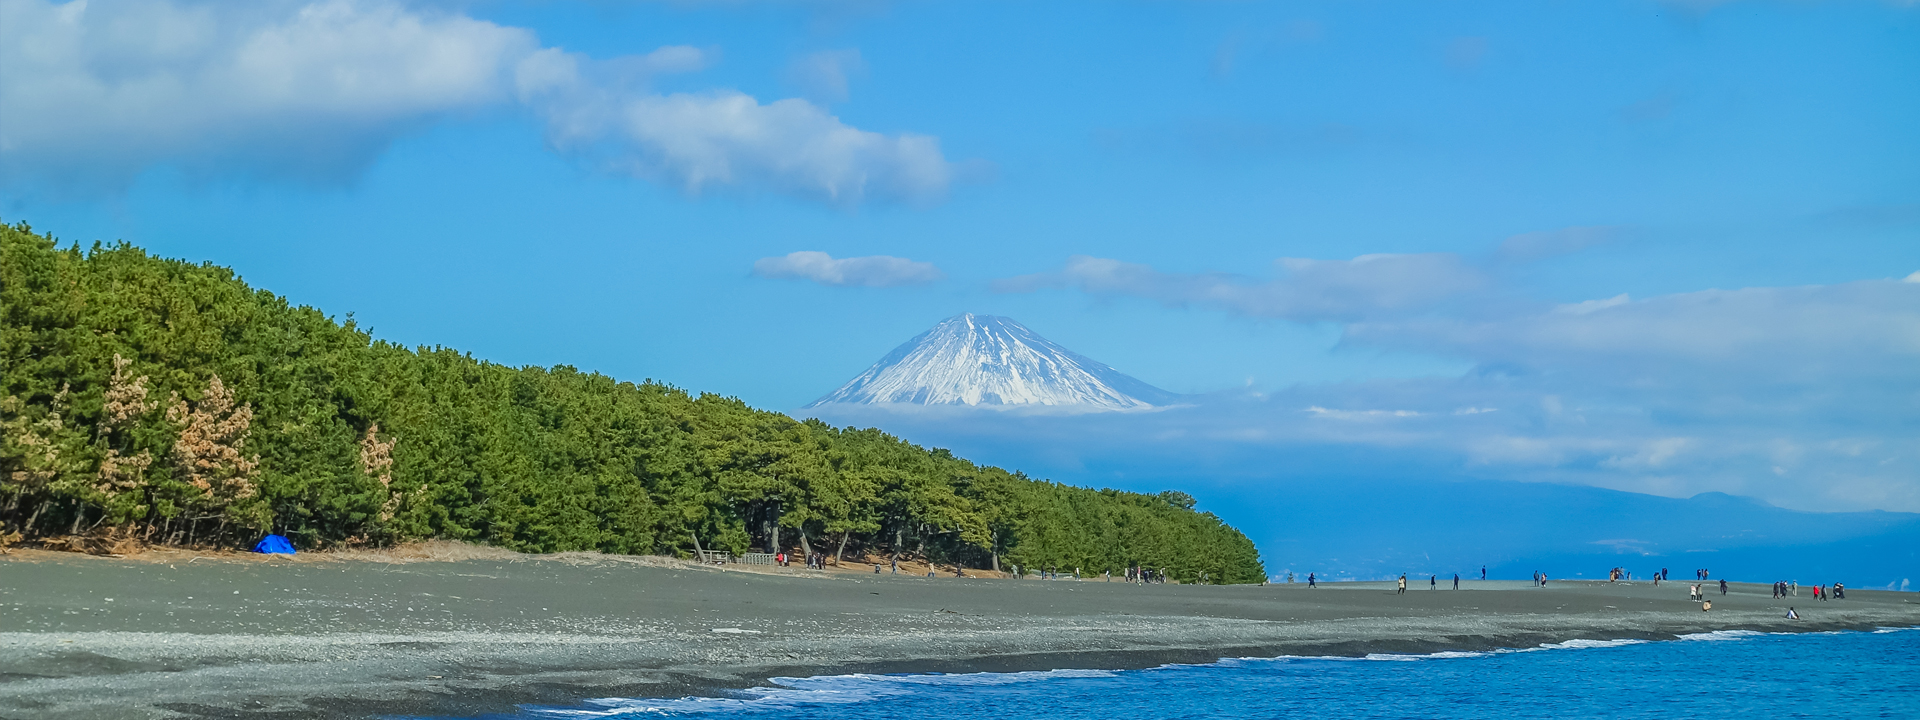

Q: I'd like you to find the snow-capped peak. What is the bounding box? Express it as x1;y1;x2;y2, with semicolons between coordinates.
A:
806;313;1178;410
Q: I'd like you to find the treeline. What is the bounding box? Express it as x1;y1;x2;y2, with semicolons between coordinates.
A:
0;222;1265;583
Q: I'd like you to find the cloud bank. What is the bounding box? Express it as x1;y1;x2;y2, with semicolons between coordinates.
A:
0;0;953;205
753;251;942;287
960;247;1920;513
996;253;1484;322
0;0;533;186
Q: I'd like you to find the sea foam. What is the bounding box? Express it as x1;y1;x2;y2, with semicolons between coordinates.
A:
506;628;1917;718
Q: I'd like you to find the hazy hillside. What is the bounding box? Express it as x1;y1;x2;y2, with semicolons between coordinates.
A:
1241;478;1920;587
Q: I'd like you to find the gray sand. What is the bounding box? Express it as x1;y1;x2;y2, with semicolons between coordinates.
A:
3;548;1914;719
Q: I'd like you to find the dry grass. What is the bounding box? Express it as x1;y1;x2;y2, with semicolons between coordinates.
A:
20;528;152;557
1;537;524;565
0;535;1024;581
324;539;526;564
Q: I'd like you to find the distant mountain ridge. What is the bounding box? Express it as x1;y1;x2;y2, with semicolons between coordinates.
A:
808;314;1179;410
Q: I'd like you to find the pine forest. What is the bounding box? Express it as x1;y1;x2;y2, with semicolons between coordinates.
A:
0;222;1266;583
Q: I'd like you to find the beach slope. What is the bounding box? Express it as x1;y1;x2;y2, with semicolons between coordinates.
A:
3;549;1913;719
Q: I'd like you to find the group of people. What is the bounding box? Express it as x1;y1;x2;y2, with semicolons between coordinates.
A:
1532;571;1549;587
774;552;830;570
1392;573;1461;593
1609;567;1686;584
1125;565;1166;584
1693;568;1712;580
864;557;967;577
1681;577;1848;607
1769;580;1844;600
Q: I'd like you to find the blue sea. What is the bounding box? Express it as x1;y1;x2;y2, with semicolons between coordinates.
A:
493;628;1920;719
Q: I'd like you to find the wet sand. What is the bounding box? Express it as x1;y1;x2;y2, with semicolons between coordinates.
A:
3;547;1915;719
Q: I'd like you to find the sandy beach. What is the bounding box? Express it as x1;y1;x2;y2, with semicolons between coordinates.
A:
3;545;1914;720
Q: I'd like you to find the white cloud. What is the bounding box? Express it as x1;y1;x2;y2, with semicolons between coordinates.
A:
1904;270;1920;283
624;45;713;77
1304;406;1422;420
519;48;951;206
752;250;942;287
995;253;1483;322
0;0;535;186
1553;294;1629;315
1350;279;1920;384
0;0;955;206
787;49;865;103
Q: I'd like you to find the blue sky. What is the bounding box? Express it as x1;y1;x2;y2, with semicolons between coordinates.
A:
4;0;1918;528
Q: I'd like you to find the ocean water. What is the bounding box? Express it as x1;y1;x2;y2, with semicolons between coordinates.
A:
496;628;1920;719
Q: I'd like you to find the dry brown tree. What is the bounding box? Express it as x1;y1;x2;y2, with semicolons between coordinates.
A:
95;354;158;498
359;423;404;522
167;375;259;506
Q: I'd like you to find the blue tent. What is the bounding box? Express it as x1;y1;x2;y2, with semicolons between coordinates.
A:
253;535;296;554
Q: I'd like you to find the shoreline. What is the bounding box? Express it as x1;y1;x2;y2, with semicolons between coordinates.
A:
3;547;1915;719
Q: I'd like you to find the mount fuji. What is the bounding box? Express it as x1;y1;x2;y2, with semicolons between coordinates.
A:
807;314;1181;410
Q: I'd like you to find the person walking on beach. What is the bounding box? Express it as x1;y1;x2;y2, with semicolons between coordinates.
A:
1398;574;1407;594
1308;572;1317;588
1430;575;1437;590
1719;579;1727;596
1481;565;1487;580
1454;573;1460;590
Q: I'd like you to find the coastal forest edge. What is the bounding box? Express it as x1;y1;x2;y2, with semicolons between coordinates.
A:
0;223;1265;583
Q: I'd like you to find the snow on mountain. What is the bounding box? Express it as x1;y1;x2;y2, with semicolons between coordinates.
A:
807;313;1180;410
